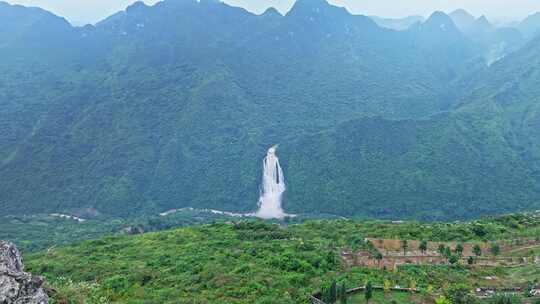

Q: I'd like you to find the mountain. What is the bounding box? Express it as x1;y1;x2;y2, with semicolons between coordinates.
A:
281;114;540;220
449;9;476;33
449;10;525;65
0;1;79;60
1;0;540;221
518;12;540;39
369;15;424;31
282;31;540;220
0;1;488;220
463;34;540;173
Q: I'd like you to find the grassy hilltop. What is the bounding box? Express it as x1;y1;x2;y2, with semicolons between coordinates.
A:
24;213;540;303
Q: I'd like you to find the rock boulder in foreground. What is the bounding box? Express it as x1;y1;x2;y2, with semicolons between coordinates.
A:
0;241;48;304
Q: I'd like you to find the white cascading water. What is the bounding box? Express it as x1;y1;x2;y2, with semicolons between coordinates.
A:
256;145;286;219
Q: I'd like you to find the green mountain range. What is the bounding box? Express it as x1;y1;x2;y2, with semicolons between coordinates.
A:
1;0;540;220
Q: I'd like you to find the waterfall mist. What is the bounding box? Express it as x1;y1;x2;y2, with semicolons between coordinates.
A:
256;145;286;219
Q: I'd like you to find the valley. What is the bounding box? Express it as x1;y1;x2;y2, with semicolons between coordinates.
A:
2;0;540;221
3;0;540;303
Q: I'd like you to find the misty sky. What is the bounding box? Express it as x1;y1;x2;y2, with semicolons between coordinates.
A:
6;0;540;24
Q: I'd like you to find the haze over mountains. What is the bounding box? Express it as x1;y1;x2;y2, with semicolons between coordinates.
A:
2;0;540;221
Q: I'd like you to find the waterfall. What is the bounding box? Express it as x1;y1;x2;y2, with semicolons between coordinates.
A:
256;145;286;219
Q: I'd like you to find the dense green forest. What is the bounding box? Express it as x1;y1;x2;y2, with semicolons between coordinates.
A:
2;0;540;220
0;210;347;252
4;1;540;303
24;213;540;303
0;209;249;252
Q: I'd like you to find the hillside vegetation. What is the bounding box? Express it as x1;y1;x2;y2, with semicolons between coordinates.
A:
3;0;540;220
25;213;540;303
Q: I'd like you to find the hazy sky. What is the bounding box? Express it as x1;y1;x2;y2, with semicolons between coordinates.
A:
6;0;540;24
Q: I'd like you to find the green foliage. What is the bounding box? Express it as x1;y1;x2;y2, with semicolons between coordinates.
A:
365;281;374;303
0;209;255;252
400;240;409;255
435;296;453;304
1;0;538;222
473;245;482;257
439;244;448;256
6;212;540;254
455;244;464;256
489;294;522;304
444;284;478;304
349;235;365;251
21;215;540;303
490;243;501;256
27;221;345;303
373;251;384;263
322;280;339;304
419;240;428;254
339;283;348;304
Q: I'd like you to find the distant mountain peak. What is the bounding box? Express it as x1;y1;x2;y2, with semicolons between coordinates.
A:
473;15;494;32
425;11;457;30
0;0;71;29
262;7;282;18
450;9;475;19
428;11;452;21
449;8;477;33
126;1;148;12
292;0;330;7
477;15;490;24
287;0;333;16
518;11;540;38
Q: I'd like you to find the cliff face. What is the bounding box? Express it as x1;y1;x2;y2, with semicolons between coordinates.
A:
0;241;48;304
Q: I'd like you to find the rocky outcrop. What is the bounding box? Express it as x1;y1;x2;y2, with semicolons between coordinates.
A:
0;241;48;304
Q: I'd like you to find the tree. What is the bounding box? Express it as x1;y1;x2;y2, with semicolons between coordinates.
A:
445;284;477;304
467;256;474;265
339;283;348;304
445;247;452;257
365;240;375;251
427;285;434;296
438;244;447;256
419;240;428;255
455;243;464;257
365;281;373;304
449;255;459;265
322;280;338;304
401;239;409;256
383;280;392;298
349;235;365;251
435;296;452;304
490;294;521;304
409;280;417;293
330;280;338;304
473;244;482;258
490;243;501;257
373;250;383;267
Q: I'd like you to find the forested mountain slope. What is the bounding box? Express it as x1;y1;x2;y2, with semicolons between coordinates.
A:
281;32;540;220
1;0;539;220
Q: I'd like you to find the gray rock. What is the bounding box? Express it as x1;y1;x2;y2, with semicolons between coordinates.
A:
0;241;48;304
